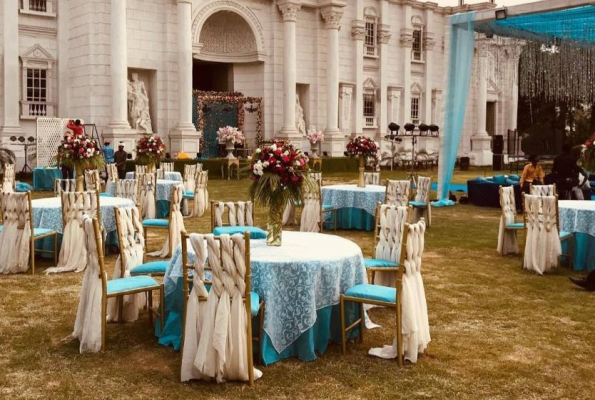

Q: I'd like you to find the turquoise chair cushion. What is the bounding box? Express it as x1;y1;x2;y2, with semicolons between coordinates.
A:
107;275;159;295
130;261;169;276
493;175;507;185
99;192;113;197
250;292;261;316
183;190;194;199
409;201;427;208
322;204;335;211
560;231;572;240
34;228;55;237
0;225;4;233
506;222;525;229
213;226;267;240
365;258;398;268
142;219;170;228
344;284;396;304
508;174;520;181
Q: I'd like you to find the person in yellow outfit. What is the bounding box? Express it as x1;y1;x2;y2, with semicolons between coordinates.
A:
520;154;545;194
177;151;190;160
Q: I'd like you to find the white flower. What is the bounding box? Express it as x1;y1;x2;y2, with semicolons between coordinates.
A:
256;148;261;154
284;151;289;156
271;144;277;151
263;161;269;168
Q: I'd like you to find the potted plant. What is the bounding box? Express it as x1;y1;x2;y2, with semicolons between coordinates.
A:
136;135;166;172
346;136;379;188
217;126;245;159
305;129;324;158
56;134;105;192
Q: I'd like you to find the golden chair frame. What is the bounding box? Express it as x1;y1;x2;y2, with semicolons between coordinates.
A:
142;185;180;257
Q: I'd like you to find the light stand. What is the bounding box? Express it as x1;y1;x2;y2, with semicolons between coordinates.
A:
10;136;36;174
402;123;418;185
383;122;402;171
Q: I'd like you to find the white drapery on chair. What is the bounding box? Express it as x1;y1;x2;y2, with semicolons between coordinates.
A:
54;179;77;196
284;172;323;226
135;164;148;176
369;220;430;363
107;164;119;182
149;185;185;258
386;180;411;207
84;170;102;191
181;233;262;384
114;179;139;205
523;194;562;274
161;162;174;172
497;186;520;255
364;172;380;185
139;173;156;220
2;164;15;192
411;176;432;226
213;201;254;228
0;192;31;274
46;191;99;274
373;205;408;287
530;184;556;197
192;171;209;217
300;182;322;233
107;207;146;322
184;164;197;193
155;168;165;179
310;171;322;186
72;215;103;353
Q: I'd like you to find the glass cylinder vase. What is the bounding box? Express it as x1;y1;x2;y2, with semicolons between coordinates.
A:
357;155;365;188
75;164;85;192
266;201;284;246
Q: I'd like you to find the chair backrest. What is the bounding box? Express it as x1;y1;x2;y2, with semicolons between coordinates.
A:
0;191;32;234
161;162;174;172
135;164;147;176
523;193;559;232
364;172;380;185
61;190;101;229
84;170;101;191
530;184;556;197
169;184;184;220
114;179;139;204
2;164;16;191
211;201;254;229
309;171;322;187
196;163;204;172
88;215;108;305
155;168;165;179
403;219;426;278
139;173;157;198
499;185;516;221
374;203;410;262
107;164;119;182
184;164;197;180
385;179;411;206
195;170;209;191
414;176;432;204
114;206;145;276
54;179;77;196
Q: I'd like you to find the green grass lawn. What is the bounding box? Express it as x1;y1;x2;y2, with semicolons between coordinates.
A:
1;168;594;399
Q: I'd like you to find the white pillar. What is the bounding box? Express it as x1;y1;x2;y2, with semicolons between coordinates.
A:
169;0;200;154
0;0;22;135
277;1;301;139
106;0;131;131
322;8;342;137
378;1;390;135
352;5;364;136
401;5;412;125
424;9;435;125
58;0;70;116
470;41;492;166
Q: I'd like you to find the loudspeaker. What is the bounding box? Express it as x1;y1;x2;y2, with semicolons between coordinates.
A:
493;154;504;171
459;157;470;171
493;135;504;155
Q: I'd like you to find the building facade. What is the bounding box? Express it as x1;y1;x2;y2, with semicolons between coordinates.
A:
0;0;520;168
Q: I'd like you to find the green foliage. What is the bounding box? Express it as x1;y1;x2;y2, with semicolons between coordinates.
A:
249;172;316;208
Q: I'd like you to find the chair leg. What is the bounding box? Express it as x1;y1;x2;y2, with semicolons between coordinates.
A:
147;290;154;327
30;238;35;275
53;233;58;267
340;296;347;355
160;284;165;331
359;303;365;344
396;303;403;367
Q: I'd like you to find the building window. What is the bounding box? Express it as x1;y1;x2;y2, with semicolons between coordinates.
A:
20;44;55;119
28;0;47;12
26;69;47;102
411;96;420;125
412;28;423;61
365;21;377;57
364;93;376;127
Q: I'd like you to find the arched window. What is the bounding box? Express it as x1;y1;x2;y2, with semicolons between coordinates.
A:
363;78;378;128
411;16;424;62
410;83;423;125
364;7;378;58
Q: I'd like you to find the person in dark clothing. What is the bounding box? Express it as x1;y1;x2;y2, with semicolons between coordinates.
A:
114;142;128;179
570;271;595;291
58;143;74;187
552;144;580;200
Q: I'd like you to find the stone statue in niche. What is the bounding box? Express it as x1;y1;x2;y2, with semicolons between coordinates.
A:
127;73;153;133
295;95;306;136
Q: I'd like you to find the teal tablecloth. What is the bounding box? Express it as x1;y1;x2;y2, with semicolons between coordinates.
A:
33;167;62;191
324;207;376;231
559;200;595;272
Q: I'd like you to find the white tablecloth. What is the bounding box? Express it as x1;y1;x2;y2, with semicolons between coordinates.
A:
559;200;595;237
125;171;182;181
165;231;366;353
32;196;135;234
321;184;386;216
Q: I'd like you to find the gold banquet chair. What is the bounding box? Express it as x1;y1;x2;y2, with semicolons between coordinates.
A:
364;171;380;185
2;163;16;192
182;170;209;217
299;181;337;232
409;176;432;227
210;200;267;239
180;231;264;385
385;179;411;207
53;178;77;196
143;185;185;258
530;183;556;197
497;185;523;255
161;162;174;172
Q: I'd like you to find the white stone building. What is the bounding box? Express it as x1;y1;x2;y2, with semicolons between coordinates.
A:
0;0;520;168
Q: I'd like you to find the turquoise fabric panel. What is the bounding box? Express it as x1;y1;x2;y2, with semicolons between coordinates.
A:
324;207;375;231
560;231;572;240
33;228;55;237
99;192;113;197
157;200;170;219
107;275;159;294
0;226;3;232
183;191;194;199
33;167;62;191
345;284;397;303
506;222;525;229
16;182;32;192
213;226;267;240
131;261;169;275
562;232;595;272
250;292;260;317
409;201;427;208
142;219;170;228
493;175;507;185
365;258;398;268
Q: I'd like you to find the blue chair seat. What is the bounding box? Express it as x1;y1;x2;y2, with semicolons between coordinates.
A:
250;292;261;316
365;258;398;268
506;222;525;229
409;201;427;208
130;261;169;276
34;228;55;237
344;284;396;304
560;231;572;240
142;219;170;228
99;192;113;197
213;226;267;240
107;275;160;295
0;225;3;233
322;204;335;211
183;190;194;199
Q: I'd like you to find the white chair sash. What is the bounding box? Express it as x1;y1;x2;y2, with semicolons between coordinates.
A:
148;185;185;258
523;194;562;274
107;163;118;181
2;164;15;192
184;164;197;193
497;186;519;255
530;184;556;197
386;180;411;207
412;176;432;225
214;201;254;227
115;179;139;204
364;172;380;185
161;162;174;172
139;173;156;219
282;199;296;226
0;192;31;274
300;184;322;233
54;179;77;196
135;165;148;176
374;205;408;287
84;170;101;191
309;172;322;186
192;171;209;218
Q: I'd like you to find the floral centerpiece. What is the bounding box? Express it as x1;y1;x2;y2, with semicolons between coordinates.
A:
249;140;313;246
583;132;595;171
135;135;166;172
56;133;105;191
346;136;379;187
217;126;245;159
305;129;324;158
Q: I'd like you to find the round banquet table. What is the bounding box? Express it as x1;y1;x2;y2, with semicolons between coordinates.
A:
32;196;136;253
125;171;182;182
321;184;386;231
157;231;366;365
105;179;184;218
559;200;595;271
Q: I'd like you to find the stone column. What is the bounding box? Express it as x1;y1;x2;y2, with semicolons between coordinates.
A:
339;83;354;134
470;41;492;165
378;24;391;134
352;19;365;136
170;0;200;154
401;5;413;125
105;0;131;134
277;1;301;139
0;0;22;136
424;9;435;125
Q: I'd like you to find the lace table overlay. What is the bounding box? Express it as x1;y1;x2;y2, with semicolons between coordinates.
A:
322;184;386;216
165;231;366;353
125;171;182;181
32;196;135;234
106;179;184;202
559;200;595;237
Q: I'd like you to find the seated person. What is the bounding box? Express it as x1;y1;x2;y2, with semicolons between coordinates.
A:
520;155;544;194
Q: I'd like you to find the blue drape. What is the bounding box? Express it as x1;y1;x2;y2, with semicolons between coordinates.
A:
433;12;476;207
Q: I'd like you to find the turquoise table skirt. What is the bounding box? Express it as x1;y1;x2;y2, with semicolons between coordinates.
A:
33;167;62;191
562;232;595;272
157;200;170;218
35;231;119;257
324;207;375;231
